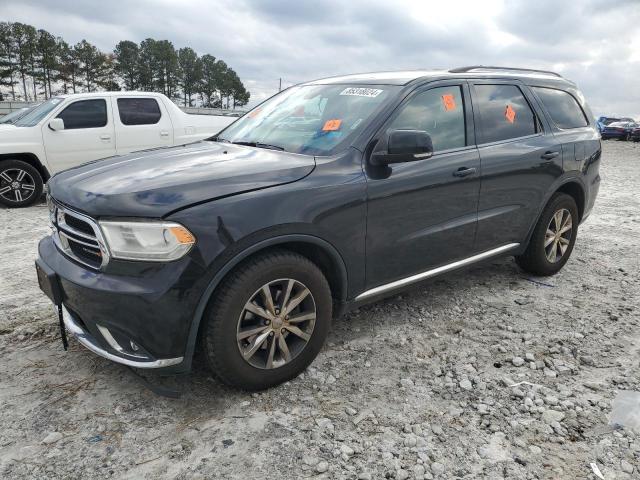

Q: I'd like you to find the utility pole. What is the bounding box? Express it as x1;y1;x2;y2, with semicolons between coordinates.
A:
279;78;282;92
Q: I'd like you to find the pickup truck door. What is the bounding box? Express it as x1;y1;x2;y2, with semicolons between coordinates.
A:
112;96;174;154
42;98;116;173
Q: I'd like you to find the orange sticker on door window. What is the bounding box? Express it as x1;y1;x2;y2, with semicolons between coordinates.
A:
505;104;516;123
322;119;342;131
442;94;456;111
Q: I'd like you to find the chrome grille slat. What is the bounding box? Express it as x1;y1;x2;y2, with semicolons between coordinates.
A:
49;199;110;270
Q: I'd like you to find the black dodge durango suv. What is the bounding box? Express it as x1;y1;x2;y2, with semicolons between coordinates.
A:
36;66;601;390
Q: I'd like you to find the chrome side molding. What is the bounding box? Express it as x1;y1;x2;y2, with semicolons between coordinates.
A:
355;243;520;301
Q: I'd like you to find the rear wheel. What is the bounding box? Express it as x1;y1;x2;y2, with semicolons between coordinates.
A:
0;160;43;208
515;193;579;276
202;250;332;390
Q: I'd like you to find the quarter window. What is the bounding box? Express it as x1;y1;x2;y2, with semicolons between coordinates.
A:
56;99;107;129
532;87;588;129
388;86;466;152
117;98;162;125
474;85;538;143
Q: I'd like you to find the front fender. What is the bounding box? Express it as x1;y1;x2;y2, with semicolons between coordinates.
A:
178;233;349;373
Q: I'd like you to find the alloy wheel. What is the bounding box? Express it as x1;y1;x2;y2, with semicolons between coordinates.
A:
236;278;316;369
0;168;36;203
544;208;572;263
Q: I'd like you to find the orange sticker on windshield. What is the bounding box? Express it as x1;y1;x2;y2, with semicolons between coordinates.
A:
248;108;262;118
442;94;456;111
505;104;516;123
322;119;342;131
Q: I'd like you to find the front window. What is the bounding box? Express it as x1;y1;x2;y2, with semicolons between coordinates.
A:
216;84;398;155
14;97;64;127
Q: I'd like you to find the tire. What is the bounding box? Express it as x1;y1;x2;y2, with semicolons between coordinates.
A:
201;249;332;390
515;193;579;276
0;159;44;208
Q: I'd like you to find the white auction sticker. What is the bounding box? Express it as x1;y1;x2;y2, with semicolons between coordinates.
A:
339;87;383;98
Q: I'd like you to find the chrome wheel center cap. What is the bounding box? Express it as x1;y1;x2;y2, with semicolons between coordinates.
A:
272;317;284;329
11;181;19;189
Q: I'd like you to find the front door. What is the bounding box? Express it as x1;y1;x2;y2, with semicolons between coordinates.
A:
42;98;116;174
364;82;480;291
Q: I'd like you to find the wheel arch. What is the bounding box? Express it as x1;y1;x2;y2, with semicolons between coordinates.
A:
0;153;51;182
521;177;586;253
180;234;349;372
555;180;585;222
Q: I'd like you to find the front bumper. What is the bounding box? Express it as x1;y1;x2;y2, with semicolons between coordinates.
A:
62;304;183;368
37;235;206;372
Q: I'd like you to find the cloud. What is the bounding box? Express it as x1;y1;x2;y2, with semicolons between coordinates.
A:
3;0;639;116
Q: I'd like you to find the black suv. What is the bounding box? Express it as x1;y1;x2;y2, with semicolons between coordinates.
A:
36;66;601;390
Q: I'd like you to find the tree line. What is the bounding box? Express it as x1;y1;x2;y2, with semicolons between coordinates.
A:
0;22;250;109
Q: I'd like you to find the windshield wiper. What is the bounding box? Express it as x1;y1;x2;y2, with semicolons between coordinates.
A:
232;141;286;151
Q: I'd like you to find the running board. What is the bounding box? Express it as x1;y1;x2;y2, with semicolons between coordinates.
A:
355;243;520;301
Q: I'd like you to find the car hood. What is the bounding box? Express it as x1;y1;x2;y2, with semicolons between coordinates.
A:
48;141;316;217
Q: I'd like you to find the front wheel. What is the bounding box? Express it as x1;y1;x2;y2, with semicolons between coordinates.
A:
515;193;579;276
0;160;44;208
202;250;333;390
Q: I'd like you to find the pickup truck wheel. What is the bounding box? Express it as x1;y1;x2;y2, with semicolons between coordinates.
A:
202;249;332;390
515;193;579;276
0;160;43;208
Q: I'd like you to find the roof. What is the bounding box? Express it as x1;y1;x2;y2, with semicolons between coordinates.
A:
54;91;167;99
306;66;572;86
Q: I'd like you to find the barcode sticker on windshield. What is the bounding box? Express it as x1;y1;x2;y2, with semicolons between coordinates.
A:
340;87;383;98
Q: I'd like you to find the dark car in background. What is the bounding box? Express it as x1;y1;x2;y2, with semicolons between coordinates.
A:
600;121;638;140
36;66;601;390
630;124;640;142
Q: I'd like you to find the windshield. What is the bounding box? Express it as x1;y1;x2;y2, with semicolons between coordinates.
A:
14;97;64;127
0;107;31;124
216;84;398;155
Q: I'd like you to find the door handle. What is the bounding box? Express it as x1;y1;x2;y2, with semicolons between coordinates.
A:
100;134;111;141
160;131;169;137
453;167;477;177
541;151;560;160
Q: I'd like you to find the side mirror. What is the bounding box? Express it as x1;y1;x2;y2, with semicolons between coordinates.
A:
370;129;433;166
48;118;65;131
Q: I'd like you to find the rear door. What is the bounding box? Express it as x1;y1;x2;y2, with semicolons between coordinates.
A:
42;98;116;172
529;86;594;178
364;81;481;290
470;80;562;252
113;96;174;154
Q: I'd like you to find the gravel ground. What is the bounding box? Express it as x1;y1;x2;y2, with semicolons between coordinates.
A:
0;141;639;479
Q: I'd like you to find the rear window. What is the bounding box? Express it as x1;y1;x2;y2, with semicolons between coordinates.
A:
532;87;588;129
474;84;538;143
117;98;162;125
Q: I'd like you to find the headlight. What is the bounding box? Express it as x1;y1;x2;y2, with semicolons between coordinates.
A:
99;220;195;262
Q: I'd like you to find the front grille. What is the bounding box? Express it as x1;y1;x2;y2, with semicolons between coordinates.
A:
50;199;109;270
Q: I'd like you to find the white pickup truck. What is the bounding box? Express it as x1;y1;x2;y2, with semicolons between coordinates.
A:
0;91;236;207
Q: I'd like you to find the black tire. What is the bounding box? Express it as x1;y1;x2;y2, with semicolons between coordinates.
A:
515;193;579;276
202;249;332;390
0;159;43;208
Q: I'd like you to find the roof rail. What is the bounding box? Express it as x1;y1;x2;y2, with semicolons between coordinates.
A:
449;65;563;78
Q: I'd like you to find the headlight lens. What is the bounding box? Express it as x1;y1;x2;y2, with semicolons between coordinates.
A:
99;220;195;262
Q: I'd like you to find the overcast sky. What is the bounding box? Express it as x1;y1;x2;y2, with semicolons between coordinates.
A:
4;0;640;117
